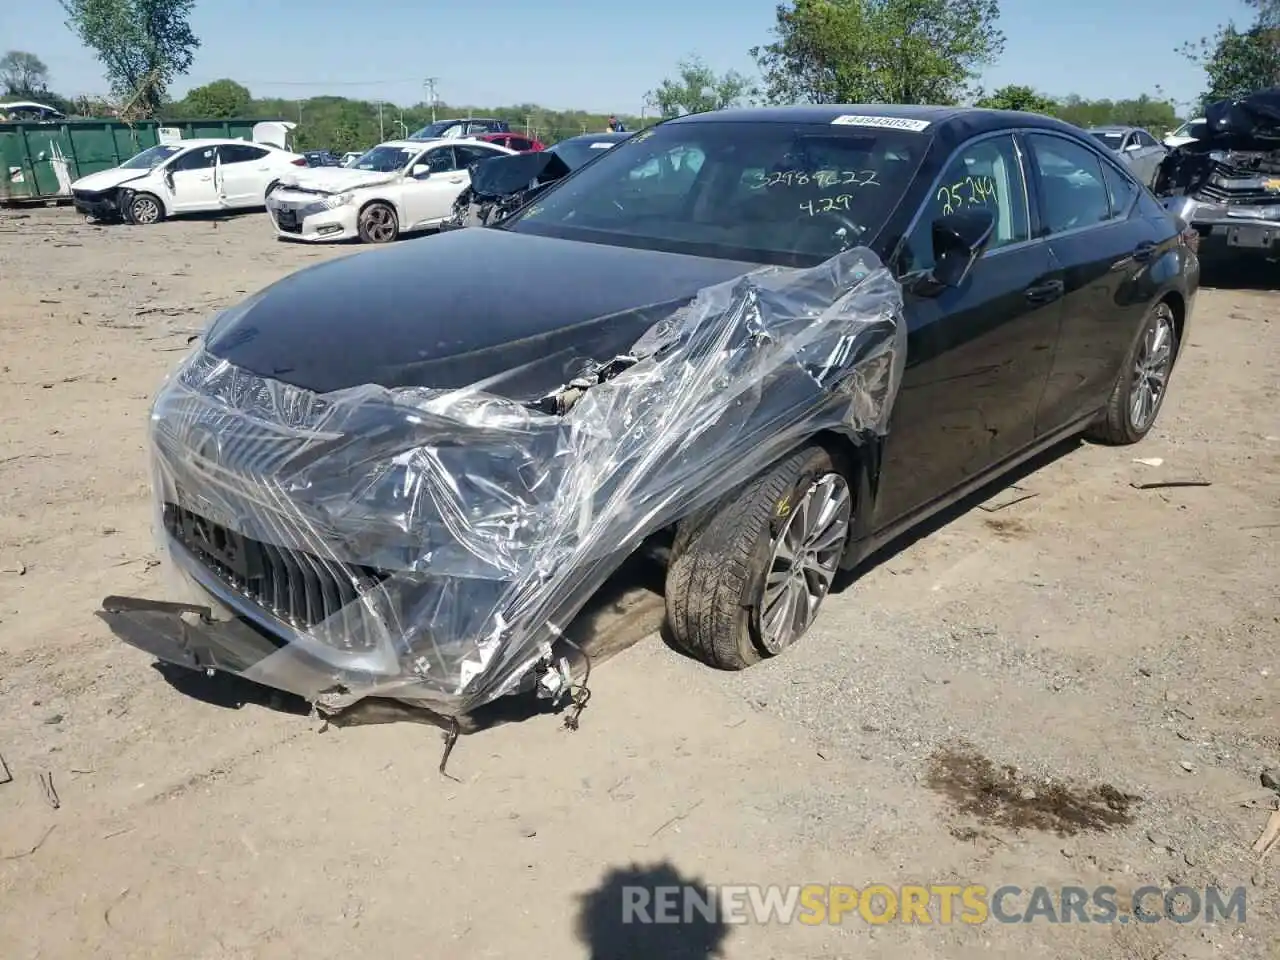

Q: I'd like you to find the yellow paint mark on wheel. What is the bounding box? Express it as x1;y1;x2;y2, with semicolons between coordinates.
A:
775;494;792;518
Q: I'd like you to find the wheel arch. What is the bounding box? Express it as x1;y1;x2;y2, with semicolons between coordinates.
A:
1158;289;1186;346
809;428;882;566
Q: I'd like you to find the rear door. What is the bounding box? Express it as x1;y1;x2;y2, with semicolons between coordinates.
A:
216;143;274;206
1023;131;1159;435
874;131;1064;527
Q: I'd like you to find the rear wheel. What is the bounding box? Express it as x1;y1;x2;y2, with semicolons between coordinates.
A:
128;192;164;225
1085;299;1178;445
665;446;853;671
357;201;398;243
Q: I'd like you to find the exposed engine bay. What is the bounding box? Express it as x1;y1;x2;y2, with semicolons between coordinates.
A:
1155;87;1280;260
442;151;573;230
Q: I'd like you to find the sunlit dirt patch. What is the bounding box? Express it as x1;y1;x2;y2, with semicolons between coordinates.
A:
926;741;1141;836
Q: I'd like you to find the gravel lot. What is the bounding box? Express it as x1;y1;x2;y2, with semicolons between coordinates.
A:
1;206;1277;960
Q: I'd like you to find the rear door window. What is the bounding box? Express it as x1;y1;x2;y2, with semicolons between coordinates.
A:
1025;134;1112;236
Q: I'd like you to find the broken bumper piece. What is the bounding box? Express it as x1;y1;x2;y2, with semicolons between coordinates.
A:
1162;195;1280;259
111;246;907;718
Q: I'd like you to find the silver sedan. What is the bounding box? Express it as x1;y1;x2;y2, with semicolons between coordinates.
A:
1087;125;1168;187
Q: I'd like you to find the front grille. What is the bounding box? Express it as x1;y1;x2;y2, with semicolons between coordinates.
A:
274;209;303;233
163;503;390;631
1199;182;1272;204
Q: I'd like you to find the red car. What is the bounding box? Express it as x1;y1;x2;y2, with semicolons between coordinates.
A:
473;132;544;152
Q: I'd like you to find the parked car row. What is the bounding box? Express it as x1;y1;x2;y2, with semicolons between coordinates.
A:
66;119;558;241
106;103;1201;719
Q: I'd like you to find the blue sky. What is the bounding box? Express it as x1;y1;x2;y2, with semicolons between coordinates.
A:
14;0;1257;117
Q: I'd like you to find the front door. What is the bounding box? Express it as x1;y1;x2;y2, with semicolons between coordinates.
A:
874;132;1064;528
164;146;221;212
215;143;275;207
400;146;469;230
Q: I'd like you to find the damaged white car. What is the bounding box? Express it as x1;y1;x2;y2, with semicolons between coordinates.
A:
265;138;515;243
70;139;308;224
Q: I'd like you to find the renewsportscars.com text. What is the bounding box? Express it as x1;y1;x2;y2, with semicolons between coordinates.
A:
621;884;1247;926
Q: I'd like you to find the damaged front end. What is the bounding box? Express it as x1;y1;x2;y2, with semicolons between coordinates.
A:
1154;87;1280;260
442;152;572;230
102;248;906;720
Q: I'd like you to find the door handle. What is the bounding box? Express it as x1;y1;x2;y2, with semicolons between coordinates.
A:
1132;240;1157;262
198;175;211;181
1024;279;1064;304
448;176;464;183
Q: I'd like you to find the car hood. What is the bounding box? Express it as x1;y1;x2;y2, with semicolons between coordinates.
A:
278;166;400;193
204;228;761;397
71;167;151;192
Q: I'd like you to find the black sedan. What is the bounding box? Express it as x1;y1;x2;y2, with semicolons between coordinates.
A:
104;105;1199;719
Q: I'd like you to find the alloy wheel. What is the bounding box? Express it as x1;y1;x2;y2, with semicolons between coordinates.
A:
360;205;396;242
1129;304;1176;432
131;197;160;225
758;472;852;654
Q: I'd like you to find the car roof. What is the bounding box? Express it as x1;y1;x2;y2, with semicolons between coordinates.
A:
665;104;1086;139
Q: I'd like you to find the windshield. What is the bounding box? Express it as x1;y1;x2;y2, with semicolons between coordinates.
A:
349;144;417;172
550;137;625;170
120;144;182;170
508;121;926;267
1089;132;1124;149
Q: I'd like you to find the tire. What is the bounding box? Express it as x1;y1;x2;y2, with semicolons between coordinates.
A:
665;445;854;671
127;192;164;225
1084;299;1179;445
357;201;399;243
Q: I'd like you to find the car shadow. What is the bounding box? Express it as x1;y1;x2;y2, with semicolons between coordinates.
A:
1197;258;1277;291
574;862;730;959
833;435;1083;591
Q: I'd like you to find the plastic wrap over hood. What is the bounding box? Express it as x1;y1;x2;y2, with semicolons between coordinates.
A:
142;246;906;717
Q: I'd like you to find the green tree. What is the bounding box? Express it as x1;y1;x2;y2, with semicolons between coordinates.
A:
974;84;1058;114
61;0;200;118
647;55;752;118
0;51;51;97
179;78;252;118
1198;25;1280;105
752;0;1004;105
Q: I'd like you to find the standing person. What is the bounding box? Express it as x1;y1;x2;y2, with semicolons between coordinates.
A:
606;115;618;133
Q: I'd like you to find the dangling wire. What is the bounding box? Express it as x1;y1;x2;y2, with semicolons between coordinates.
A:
438;716;461;781
560;636;593;731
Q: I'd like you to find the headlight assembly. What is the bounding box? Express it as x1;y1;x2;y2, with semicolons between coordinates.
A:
321;192;354;210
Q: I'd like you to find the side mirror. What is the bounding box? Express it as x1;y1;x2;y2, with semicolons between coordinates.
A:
1124;142;1142;152
411;164;430;178
928;207;995;289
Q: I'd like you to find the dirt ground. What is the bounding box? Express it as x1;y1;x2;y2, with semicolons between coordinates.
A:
0;206;1277;960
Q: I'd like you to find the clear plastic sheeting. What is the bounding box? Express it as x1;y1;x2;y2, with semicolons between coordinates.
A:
143;246;906;717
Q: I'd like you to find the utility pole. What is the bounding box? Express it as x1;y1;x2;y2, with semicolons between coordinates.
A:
376;100;385;141
423;78;439;122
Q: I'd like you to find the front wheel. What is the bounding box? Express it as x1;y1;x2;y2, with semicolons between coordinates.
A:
127;192;164;225
665;446;853;671
357;201;399;243
1085;299;1179;445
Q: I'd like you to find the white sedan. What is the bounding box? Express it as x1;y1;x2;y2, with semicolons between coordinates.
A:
69;139;308;224
265;138;515;243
